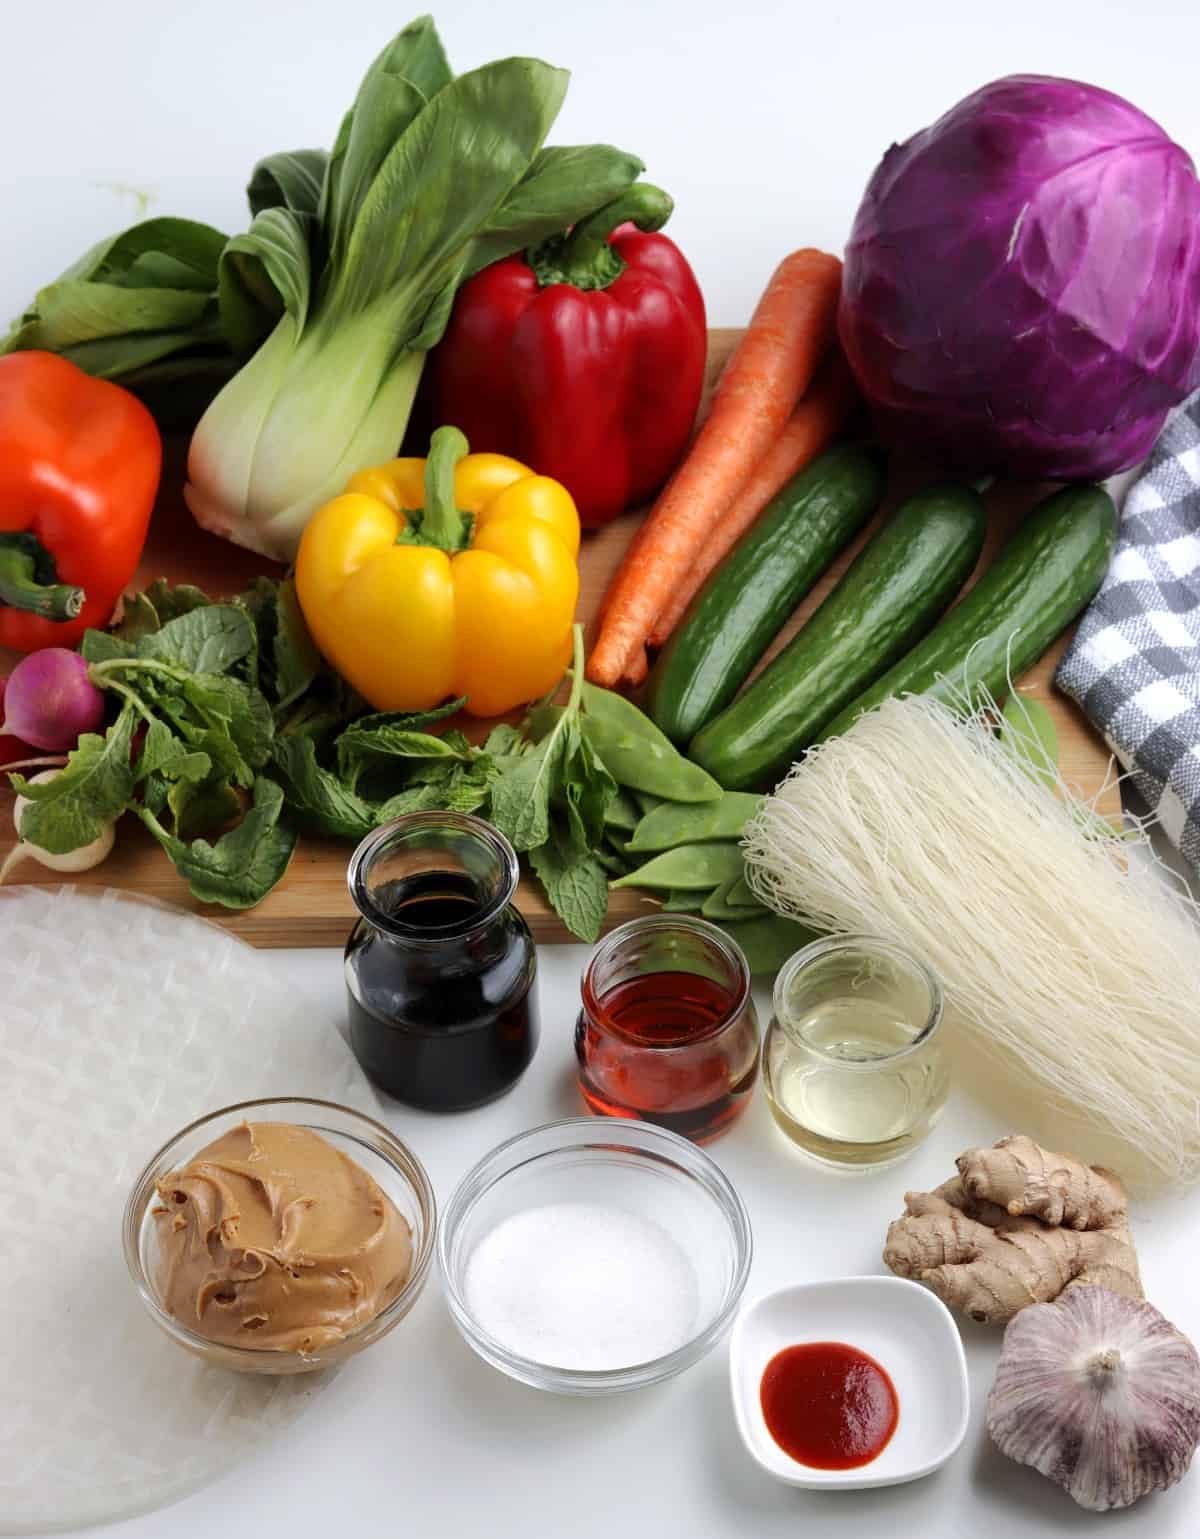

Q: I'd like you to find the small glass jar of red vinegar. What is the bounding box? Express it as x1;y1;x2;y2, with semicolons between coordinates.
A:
575;915;760;1143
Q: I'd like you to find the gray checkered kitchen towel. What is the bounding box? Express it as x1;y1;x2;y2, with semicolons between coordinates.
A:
1056;394;1200;873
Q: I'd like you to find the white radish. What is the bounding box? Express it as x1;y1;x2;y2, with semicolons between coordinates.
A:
0;769;115;884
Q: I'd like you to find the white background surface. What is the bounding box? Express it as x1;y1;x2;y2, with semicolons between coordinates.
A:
4;0;1200;1534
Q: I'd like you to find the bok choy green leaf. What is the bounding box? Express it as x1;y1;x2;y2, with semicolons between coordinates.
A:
184;15;644;560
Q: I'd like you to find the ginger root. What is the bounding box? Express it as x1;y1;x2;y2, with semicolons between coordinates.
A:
884;1134;1143;1325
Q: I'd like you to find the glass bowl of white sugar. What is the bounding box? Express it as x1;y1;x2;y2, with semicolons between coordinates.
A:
438;1117;752;1394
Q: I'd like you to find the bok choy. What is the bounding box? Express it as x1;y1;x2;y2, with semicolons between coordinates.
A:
184;14;644;560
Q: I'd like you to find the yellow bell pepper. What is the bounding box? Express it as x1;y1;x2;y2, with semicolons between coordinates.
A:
295;427;580;718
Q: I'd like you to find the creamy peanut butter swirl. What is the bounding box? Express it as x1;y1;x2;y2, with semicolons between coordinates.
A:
152;1121;413;1353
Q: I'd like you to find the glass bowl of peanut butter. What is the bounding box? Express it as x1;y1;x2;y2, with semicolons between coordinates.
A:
123;1097;436;1374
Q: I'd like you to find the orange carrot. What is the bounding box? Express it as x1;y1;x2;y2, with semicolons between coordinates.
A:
586;250;843;687
647;352;859;647
624;648;649;688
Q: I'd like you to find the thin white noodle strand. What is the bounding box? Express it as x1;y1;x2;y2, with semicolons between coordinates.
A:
742;693;1200;1191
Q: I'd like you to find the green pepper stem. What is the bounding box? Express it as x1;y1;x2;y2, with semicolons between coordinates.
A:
0;539;84;622
530;185;674;292
419;426;471;551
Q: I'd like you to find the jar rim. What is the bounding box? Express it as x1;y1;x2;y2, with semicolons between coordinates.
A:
346;811;520;943
580;913;752;1048
771;932;944;1065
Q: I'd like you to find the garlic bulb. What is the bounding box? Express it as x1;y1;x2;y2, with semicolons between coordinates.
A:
987;1285;1200;1511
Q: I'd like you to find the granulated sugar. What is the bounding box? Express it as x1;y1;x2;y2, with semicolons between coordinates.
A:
462;1201;702;1370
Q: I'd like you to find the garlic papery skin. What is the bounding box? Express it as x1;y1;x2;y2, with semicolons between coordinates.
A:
987;1285;1200;1511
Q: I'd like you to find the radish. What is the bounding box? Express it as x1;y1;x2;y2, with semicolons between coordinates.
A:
0;649;105;751
0;676;33;764
0;676;64;775
0;769;115;884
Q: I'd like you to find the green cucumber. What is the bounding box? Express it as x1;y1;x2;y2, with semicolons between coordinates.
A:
644;443;887;744
820;484;1118;742
690;482;986;789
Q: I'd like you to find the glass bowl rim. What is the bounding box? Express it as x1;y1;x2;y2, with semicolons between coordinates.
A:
122;1095;438;1367
437;1115;753;1393
346;810;520;944
580;913;753;1049
771;932;945;1066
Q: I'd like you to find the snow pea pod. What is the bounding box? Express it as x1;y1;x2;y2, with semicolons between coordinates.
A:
702;873;766;920
602;830;635;872
580;682;664;732
724;873;760;910
603;787;641;833
662;888;709;913
582;713;721;803
715;913;818;975
628;791;762;852
581;682;721;803
595;845;628;877
611;842;744;892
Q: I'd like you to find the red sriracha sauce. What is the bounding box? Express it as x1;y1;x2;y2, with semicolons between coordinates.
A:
760;1341;899;1470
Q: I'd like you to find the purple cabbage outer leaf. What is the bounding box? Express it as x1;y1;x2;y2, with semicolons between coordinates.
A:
839;74;1200;479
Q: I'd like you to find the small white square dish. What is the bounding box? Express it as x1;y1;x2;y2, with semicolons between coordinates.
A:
729;1275;969;1489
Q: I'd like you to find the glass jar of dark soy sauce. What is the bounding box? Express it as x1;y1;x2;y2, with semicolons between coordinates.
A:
345;813;539;1111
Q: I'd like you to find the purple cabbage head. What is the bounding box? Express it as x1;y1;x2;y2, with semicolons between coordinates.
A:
839;75;1200;479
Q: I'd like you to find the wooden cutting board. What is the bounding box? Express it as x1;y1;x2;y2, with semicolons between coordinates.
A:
0;330;1119;946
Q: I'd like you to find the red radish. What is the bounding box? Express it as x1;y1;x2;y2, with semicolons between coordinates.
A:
0;649;105;751
0;678;34;765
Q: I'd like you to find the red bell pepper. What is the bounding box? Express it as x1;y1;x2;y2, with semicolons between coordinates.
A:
429;185;707;528
0;351;161;652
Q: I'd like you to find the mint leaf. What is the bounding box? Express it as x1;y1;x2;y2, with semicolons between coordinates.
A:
336;719;469;793
437;761;495;813
525;701;564;742
11;706;136;854
530;830;608;942
562;723;615;850
270;736;377;839
489;729;566;851
483;722;525;759
138;777;296;908
376;783;452;819
235;575;279;696
489;626;603;858
139;604;254;675
273;576;321;710
341;700;467;737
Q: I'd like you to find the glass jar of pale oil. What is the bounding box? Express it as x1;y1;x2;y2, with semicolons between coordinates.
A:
764;935;947;1169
